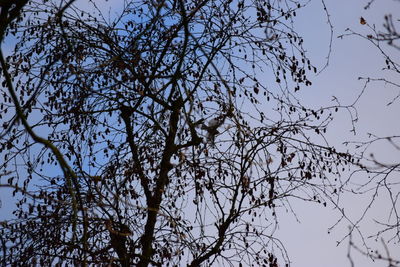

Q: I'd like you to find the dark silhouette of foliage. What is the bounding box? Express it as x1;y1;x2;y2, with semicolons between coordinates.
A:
0;0;358;266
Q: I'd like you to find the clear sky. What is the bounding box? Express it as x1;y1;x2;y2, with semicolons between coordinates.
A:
274;0;400;266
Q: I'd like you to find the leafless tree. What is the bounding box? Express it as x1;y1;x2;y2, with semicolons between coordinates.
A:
339;1;400;265
0;0;359;266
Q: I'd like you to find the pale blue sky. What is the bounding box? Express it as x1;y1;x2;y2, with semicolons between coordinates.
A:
275;1;400;266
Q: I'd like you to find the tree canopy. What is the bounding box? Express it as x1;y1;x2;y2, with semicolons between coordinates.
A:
0;0;397;266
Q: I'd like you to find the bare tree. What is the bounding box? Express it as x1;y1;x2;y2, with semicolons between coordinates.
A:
0;0;357;266
338;1;400;265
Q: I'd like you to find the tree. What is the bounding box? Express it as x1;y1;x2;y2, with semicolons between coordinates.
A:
0;0;356;266
338;1;400;266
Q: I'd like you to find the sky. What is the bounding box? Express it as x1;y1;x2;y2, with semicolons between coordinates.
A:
1;0;399;266
274;0;400;267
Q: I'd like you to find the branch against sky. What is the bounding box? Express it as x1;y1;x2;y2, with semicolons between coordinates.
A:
0;0;374;266
338;1;400;265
